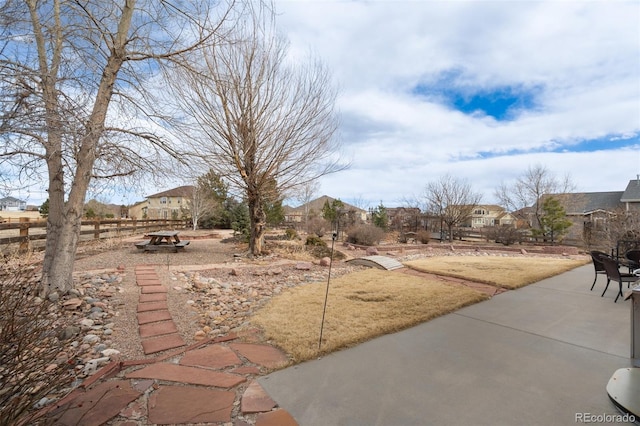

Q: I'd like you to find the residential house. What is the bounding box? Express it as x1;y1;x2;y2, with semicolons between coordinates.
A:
284;195;367;225
461;204;515;229
0;196;27;211
535;178;640;243
128;186;195;220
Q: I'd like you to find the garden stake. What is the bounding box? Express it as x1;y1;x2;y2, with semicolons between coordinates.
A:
318;231;337;350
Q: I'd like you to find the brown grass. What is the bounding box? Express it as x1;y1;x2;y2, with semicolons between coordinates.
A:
404;256;589;289
250;268;488;363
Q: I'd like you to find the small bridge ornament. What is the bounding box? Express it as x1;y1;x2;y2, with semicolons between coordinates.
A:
346;255;404;271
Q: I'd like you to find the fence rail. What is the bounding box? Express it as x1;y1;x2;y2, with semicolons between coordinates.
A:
0;218;190;251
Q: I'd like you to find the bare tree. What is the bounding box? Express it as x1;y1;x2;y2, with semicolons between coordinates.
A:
186;185;208;231
424;174;482;242
0;0;237;295
165;8;344;255
294;180;320;230
495;164;575;229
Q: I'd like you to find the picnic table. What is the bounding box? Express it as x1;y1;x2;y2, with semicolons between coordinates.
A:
135;231;190;252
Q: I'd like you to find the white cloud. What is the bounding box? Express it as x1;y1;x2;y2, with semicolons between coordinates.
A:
275;0;640;207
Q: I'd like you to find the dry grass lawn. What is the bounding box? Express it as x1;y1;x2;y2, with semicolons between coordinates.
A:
404;255;589;289
250;268;488;363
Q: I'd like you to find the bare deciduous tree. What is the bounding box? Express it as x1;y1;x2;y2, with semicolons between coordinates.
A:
494;164;575;229
165;8;344;255
424;174;482;242
0;0;237;295
294;180;320;230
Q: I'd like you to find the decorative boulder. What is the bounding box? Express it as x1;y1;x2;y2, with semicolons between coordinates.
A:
295;262;313;270
366;247;378;256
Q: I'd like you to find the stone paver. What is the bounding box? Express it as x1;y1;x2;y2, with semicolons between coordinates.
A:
137;310;172;324
148;385;235;424
136;278;163;286
230;343;289;368
141;334;185;355
137;300;168;312
139;320;178;338
135;272;158;279
139;293;167;303
180;344;242;369
47;380;141;426
140;285;167;294
255;409;298;426
126;363;246;388
241;380;277;413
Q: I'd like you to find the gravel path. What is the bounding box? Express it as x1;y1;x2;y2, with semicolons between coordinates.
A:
72;233;363;360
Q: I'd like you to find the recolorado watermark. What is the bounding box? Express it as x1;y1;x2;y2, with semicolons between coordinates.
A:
575;412;636;423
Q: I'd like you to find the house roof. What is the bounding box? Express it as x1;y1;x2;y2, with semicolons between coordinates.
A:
0;196;25;203
545;192;624;214
287;195;366;214
621;178;640;202
146;186;195;199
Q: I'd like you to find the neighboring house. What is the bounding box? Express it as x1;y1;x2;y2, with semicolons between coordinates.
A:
542;191;625;242
128;186;195;220
284;195;367;224
620;177;640;212
461;204;515;228
536;178;640;242
0;196;27;211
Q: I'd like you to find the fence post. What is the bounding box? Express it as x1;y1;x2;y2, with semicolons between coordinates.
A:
94;219;100;240
19;217;30;253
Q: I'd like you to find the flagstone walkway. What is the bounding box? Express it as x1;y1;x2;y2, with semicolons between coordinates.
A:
39;265;298;425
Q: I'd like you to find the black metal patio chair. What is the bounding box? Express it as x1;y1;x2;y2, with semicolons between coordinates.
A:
601;256;639;302
589;250;609;291
624;249;640;273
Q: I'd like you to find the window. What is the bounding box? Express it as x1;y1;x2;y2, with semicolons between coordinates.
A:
160;197;167;204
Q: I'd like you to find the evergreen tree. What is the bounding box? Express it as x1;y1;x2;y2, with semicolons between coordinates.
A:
371;202;389;230
534;197;573;244
264;199;285;227
39;199;49;218
230;201;250;239
322;198;344;225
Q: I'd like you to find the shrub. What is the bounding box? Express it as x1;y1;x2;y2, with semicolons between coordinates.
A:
346;224;385;246
306;245;346;260
285;228;299;240
416;230;431;244
307;217;329;237
0;261;78;425
305;234;327;247
486;225;523;246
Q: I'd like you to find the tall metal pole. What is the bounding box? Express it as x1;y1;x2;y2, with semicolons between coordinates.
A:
318;229;337;350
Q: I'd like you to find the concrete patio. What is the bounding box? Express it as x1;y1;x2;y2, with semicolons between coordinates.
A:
259;264;635;425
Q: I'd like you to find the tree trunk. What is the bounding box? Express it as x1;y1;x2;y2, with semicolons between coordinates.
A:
41;177;84;296
38;4;134;296
248;195;266;256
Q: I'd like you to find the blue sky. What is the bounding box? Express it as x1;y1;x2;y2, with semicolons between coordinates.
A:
5;0;639;210
274;0;640;208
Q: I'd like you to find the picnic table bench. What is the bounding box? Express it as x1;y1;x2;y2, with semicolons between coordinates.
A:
135;231;190;252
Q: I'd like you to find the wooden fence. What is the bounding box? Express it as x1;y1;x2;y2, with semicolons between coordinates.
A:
0;218;190;251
